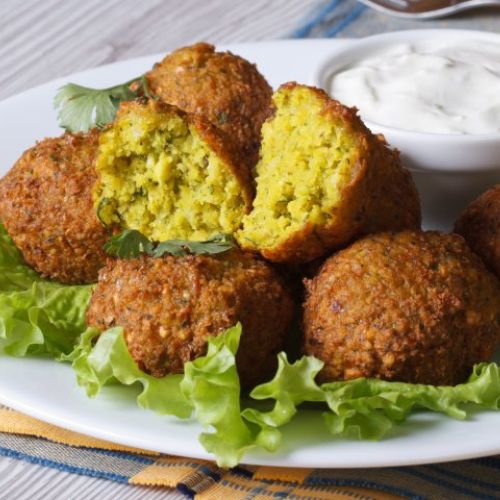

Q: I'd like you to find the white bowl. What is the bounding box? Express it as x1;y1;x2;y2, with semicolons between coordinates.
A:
312;29;500;230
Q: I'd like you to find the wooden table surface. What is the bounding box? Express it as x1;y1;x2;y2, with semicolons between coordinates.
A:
0;0;319;101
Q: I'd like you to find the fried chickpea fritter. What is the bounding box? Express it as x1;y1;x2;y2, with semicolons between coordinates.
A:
0;131;108;284
146;42;272;168
237;84;421;263
94;99;253;242
303;231;500;386
454;185;500;280
86;250;295;388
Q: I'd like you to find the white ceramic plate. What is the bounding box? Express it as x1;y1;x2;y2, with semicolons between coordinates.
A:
0;38;500;469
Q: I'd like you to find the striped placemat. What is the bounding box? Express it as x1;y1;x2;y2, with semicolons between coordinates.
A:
1;405;499;499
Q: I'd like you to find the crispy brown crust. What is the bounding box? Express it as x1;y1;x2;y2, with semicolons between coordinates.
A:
244;83;421;264
86;250;295;389
0;130;109;284
303;231;500;385
146;42;272;169
361;134;422;234
454;185;500;280
113;99;255;212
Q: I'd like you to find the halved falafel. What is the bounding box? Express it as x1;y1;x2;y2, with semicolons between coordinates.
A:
86;250;295;388
0;131;108;284
237;84;421;263
94;99;253;242
454;184;500;280
146;42;272;168
303;231;500;386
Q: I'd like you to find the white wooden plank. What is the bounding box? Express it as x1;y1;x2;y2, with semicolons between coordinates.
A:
0;0;321;100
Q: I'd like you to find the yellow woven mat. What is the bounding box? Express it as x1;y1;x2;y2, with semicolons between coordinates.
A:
2;406;498;499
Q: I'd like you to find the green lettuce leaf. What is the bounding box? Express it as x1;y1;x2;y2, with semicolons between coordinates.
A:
321;363;500;439
181;323;280;468
243;354;325;428
0;224;41;291
68;326;192;419
68;322;279;467
247;355;500;442
0;224;92;356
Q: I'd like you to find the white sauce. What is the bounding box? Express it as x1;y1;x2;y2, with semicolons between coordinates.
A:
329;41;500;135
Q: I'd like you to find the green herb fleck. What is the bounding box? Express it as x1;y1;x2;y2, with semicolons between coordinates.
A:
96;197;117;227
217;112;229;125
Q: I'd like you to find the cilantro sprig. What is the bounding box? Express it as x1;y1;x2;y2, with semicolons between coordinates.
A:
104;230;235;259
53;75;153;133
153;234;235;257
103;229;153;258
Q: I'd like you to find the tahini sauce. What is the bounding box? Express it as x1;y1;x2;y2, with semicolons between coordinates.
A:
329;41;500;135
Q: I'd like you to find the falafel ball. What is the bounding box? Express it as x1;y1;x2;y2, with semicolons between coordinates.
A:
303;231;500;386
237;83;421;264
94;99;253;242
86;250;295;388
146;42;272;168
0;130;108;284
454;184;500;280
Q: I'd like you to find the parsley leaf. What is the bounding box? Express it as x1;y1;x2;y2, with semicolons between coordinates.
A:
103;230;154;258
103;231;235;259
153;234;236;257
53;75;148;133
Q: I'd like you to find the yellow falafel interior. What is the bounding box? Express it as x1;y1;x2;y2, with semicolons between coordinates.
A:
95;100;251;241
238;85;360;252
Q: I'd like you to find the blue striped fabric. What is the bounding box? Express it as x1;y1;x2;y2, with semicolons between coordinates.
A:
292;0;367;38
291;0;342;37
0;446;130;483
323;3;367;37
291;0;500;38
